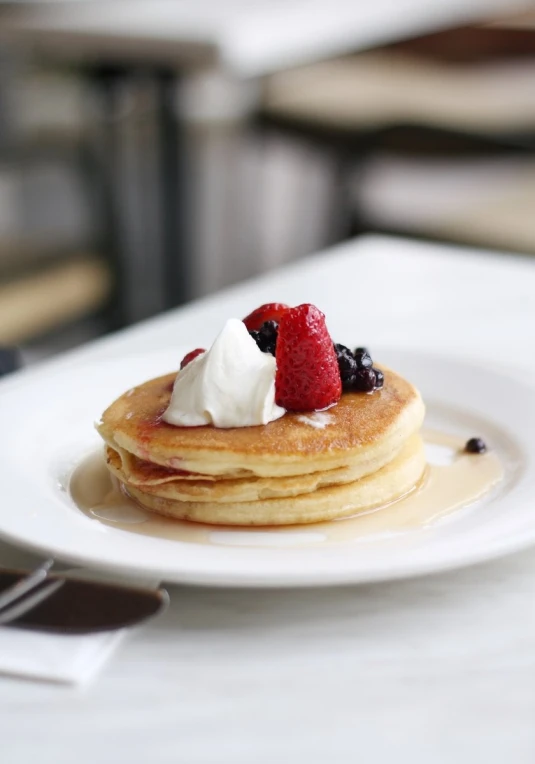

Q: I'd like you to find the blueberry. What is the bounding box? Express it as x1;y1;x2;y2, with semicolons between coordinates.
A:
353;368;376;392
373;368;384;389
259;319;278;337
334;343;357;390
248;329;260;345
251;320;278;355
465;437;487;454
354;349;373;369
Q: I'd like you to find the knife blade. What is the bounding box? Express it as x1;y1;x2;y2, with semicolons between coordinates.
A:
0;569;169;634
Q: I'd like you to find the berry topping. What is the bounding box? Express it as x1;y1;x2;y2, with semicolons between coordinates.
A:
353;367;377;392
275;303;341;411
249;320;279;355
332;343;383;393
465;437;487;454
373;368;384;389
354;348;373;369
243;302;290;331
334;343;357;390
180;348;205;369
248;329;260;345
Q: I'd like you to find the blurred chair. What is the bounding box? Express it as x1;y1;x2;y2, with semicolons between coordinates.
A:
0;61;112;348
0;257;110;346
263;52;535;138
351;152;535;255
258;24;535;255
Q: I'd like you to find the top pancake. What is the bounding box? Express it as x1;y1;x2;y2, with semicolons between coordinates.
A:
97;366;424;478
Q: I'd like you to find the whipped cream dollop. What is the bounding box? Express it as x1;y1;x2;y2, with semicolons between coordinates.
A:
163;318;286;428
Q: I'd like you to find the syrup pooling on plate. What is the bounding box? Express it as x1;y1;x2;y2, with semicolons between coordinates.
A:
70;429;504;547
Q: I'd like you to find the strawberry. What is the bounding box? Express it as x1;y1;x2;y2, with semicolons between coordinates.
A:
180;348;205;369
275;304;341;411
243;302;290;331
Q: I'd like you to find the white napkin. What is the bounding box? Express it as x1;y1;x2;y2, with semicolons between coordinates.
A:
0;628;124;684
0;541;150;685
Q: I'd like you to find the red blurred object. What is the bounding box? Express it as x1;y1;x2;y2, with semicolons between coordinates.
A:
180;348;205;369
242;303;290;331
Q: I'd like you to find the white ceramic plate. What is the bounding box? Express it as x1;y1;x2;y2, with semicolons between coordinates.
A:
0;349;533;587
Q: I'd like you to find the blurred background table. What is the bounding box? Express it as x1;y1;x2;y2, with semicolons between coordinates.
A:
2;234;535;763
1;0;521;73
0;0;532;341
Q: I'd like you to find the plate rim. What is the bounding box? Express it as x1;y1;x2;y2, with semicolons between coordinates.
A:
0;348;534;587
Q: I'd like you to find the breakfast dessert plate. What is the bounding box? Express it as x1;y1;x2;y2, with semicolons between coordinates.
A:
0;348;533;587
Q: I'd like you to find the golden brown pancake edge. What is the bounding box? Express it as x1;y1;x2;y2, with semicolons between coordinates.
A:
97;366;425;478
122;434;426;526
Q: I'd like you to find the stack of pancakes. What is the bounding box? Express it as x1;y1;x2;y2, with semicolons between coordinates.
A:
96;366;426;526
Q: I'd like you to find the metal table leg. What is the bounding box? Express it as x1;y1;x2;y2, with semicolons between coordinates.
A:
154;70;191;310
88;65;191;329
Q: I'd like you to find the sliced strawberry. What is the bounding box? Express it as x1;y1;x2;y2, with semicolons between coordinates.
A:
275;304;341;411
242;302;290;331
180;348;205;369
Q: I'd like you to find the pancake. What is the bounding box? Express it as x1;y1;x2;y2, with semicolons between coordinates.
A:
122;434;426;526
105;431;410;502
108;446;218;484
97;366;424;479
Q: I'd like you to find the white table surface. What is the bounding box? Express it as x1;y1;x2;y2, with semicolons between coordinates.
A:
2;234;535;763
1;0;528;75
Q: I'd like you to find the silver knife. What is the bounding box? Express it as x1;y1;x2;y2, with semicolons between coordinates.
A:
0;568;169;634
